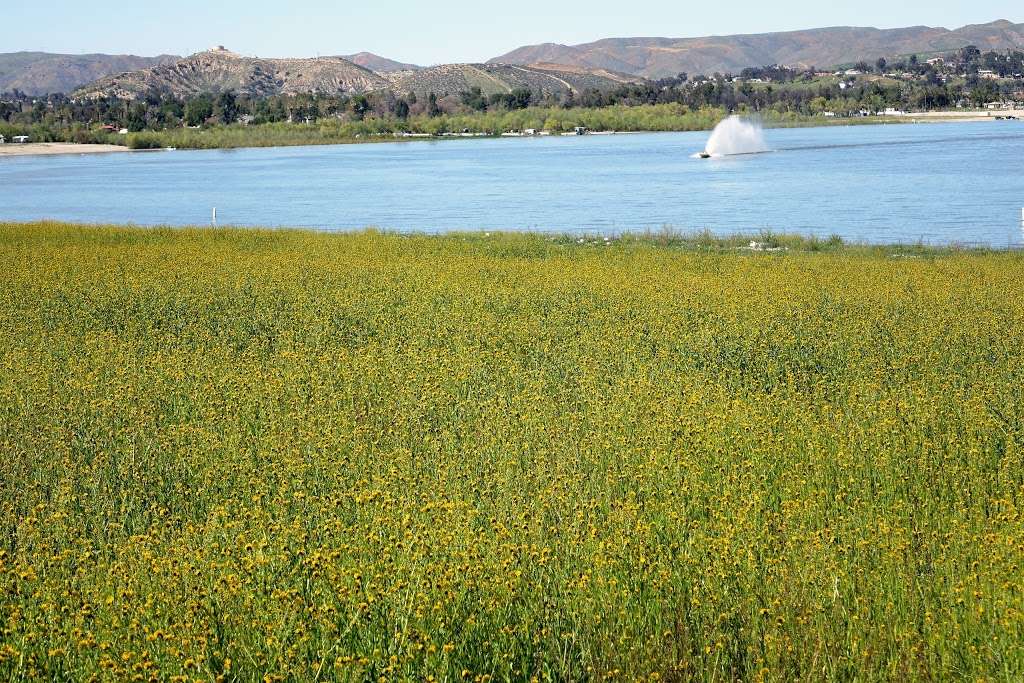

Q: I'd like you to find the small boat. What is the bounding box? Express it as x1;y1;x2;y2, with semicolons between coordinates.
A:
699;152;711;159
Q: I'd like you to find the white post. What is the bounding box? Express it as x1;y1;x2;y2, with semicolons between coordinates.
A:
212;207;217;226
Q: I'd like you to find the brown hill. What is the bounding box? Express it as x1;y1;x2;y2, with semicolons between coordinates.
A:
75;47;389;99
489;19;1024;78
0;52;179;95
342;52;422;73
385;63;639;97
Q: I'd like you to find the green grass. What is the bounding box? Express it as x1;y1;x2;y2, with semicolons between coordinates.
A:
1;222;1022;681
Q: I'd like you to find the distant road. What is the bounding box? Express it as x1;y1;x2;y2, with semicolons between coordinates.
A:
898;110;1021;121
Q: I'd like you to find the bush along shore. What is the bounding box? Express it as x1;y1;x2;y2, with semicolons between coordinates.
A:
1;105;904;151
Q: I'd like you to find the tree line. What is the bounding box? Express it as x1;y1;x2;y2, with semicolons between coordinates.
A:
2;48;1021;141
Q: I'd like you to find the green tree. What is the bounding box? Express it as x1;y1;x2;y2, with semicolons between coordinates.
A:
216;92;238;125
350;95;370;121
394;99;410;120
126;102;148;132
184;96;213;126
460;87;487;111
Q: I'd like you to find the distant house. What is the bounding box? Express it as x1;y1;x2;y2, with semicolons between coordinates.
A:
523;128;537;136
239;114;255;126
822;111;836;117
0;134;5;144
102;124;117;132
13;135;29;143
978;70;999;80
926;57;945;66
844;69;863;76
573;126;588;135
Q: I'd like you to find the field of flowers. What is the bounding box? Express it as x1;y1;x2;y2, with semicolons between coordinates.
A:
1;222;1022;681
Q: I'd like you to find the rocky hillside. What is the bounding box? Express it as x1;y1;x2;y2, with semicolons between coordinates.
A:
384;63;639;97
76;47;390;99
489;19;1024;78
342;52;422;73
75;52;640;100
0;52;179;95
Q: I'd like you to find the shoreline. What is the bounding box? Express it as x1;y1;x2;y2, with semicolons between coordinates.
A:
0;142;130;158
0;112;1018;157
3;221;1021;253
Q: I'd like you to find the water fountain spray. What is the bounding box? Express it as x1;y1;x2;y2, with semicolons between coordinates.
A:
698;116;769;158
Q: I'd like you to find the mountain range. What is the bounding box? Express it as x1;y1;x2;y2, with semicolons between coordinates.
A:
490;20;1024;78
0;52;179;95
3;19;1023;97
76;47;391;99
73;48;637;100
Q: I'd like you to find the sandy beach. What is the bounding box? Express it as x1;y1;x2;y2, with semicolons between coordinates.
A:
0;143;129;158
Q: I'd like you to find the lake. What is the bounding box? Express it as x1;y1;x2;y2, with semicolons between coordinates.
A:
2;121;1023;246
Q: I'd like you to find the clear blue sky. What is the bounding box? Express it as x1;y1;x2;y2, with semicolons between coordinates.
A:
7;0;1021;65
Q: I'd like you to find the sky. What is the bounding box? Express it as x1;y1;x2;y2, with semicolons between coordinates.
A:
6;0;1022;65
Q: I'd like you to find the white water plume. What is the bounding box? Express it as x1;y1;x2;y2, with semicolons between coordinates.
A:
698;116;769;158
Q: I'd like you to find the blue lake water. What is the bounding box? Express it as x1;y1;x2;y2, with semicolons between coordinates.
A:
2;121;1023;246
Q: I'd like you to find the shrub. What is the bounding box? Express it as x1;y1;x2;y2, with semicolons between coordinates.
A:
126;133;163;149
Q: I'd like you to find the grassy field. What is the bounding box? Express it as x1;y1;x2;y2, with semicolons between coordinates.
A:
1;223;1023;681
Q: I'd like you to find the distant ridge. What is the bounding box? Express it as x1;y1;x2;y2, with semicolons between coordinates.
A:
488;19;1024;78
76;47;390;99
0;52;179;95
342;52;422;73
11;18;1024;98
73;49;639;100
